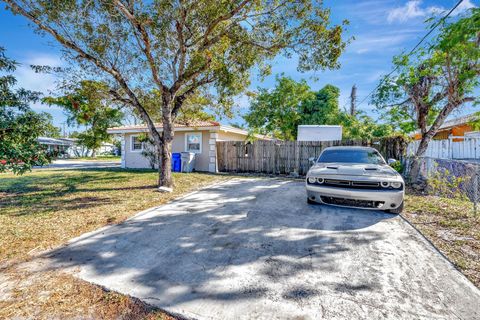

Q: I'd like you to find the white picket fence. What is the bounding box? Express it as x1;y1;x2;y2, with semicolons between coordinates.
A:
407;137;480;160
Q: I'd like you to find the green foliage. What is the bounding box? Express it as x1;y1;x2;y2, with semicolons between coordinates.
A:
174;93;217;124
427;165;468;200
43;80;123;156
137;133;159;170
0;47;51;174
42;113;62;138
244;76;313;140
389;160;404;173
4;0;349;187
373;8;479;138
4;0;347;118
245;76;394;140
301;84;341;125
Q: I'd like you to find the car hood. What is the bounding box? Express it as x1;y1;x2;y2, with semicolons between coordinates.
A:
308;163;399;177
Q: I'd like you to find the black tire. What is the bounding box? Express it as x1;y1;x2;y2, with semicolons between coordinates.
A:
387;201;404;214
307;198;317;204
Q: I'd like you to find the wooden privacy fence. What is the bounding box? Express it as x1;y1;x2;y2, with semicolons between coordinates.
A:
216;137;407;176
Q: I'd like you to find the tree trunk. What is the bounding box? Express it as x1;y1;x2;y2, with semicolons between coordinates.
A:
159;136;173;189
408;134;432;184
91;149;97;158
158;95;174;191
409;103;455;183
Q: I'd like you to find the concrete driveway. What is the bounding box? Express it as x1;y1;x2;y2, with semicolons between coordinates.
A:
46;178;480;320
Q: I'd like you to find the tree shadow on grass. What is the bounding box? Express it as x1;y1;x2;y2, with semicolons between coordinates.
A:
1;196;117;217
42;178;396;316
0;169;143;216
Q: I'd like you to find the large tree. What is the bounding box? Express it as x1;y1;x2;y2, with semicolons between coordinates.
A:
373;8;479;181
245;76;393;140
43;80;124;157
300;84;341;125
245;76;314;140
0;47;51;174
4;0;346;191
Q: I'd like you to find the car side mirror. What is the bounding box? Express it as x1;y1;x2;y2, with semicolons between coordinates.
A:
387;158;397;165
309;157;316;164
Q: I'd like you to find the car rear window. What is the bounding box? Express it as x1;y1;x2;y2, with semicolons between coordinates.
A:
318;149;385;165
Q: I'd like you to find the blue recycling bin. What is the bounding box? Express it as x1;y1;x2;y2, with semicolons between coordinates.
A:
171;153;182;172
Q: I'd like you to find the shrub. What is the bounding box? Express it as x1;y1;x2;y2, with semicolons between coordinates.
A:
427;165;468;200
390;160;404;173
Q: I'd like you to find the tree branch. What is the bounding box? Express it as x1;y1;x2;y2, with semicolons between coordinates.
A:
3;0;162;143
202;0;252;46
171;76;215;118
113;0;168;92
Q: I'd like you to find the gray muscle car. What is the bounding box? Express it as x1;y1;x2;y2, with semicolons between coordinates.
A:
305;146;404;213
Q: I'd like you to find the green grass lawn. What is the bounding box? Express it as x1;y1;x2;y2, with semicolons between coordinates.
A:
0;168;229;262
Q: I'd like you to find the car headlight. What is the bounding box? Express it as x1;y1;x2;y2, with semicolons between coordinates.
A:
307;177;316;184
391;182;402;189
317;177;324;184
381;181;390;188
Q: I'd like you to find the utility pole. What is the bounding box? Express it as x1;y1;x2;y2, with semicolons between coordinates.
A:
350;84;357;117
62;122;67;138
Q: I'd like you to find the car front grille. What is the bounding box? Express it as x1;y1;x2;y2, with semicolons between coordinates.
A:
322;179;381;190
320;196;385;209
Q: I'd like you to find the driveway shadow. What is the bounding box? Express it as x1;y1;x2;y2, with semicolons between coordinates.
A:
43;178;396;318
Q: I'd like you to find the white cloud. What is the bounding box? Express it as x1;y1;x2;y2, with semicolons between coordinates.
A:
456;0;477;12
14;53;63;95
387;0;476;23
350;33;412;54
387;1;440;23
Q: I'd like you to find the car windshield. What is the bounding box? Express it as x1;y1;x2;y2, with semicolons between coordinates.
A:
317;149;386;165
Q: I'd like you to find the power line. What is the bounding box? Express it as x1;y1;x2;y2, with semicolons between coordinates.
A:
344;0;465;112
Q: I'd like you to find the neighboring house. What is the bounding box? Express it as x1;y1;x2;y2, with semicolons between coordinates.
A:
408;113;480;160
97;142;116;155
38;137;117;158
38;137;73;157
413;113;479;142
107;120;267;172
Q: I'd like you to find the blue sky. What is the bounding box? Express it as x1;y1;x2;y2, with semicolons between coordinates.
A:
0;0;477;133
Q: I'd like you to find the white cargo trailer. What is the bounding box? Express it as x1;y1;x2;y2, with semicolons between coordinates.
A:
297;125;342;141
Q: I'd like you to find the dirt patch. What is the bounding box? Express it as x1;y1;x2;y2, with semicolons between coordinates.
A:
403;190;480;287
0;263;175;320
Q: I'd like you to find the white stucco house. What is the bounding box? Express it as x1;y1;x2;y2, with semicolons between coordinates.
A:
107;120;266;172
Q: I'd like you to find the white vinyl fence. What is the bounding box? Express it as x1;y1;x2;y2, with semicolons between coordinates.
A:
407;137;480;160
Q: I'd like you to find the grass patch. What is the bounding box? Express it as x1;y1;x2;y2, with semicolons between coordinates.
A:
0;266;175;320
0;168;232;319
0;168;230;262
403;189;480;287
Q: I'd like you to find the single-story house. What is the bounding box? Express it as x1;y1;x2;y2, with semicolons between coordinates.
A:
412;113;479;142
38;137;74;157
107;120;267;172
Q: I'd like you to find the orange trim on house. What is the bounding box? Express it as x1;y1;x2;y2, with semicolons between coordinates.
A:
414;123;473;141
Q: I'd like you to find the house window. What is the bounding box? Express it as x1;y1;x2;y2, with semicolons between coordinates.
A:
185;132;202;153
131;135;143;151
